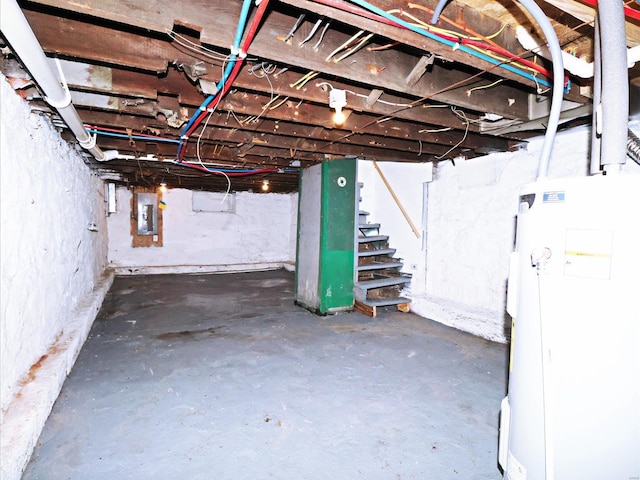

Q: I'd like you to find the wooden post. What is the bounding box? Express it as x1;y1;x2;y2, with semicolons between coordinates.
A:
372;161;421;239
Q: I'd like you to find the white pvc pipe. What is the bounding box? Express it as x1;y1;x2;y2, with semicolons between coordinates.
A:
517;26;640;80
0;0;108;161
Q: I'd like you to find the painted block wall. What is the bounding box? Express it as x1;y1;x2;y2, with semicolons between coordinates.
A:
107;187;298;274
0;75;112;479
360;126;640;343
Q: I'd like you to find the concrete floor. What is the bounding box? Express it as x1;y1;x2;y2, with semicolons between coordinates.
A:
23;269;507;480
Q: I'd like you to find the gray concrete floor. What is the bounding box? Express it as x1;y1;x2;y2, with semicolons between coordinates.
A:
23;269;507;480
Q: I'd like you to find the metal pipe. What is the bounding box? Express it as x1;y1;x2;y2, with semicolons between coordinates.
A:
590;16;602;175
599;1;629;169
627;129;640;166
0;0;107;161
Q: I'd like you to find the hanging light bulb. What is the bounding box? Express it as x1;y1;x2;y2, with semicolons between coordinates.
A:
159;181;167;193
261;179;270;192
333;106;346;127
329;88;347;126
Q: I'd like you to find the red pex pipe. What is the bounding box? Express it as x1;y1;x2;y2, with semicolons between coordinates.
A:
180;163;280;176
579;0;640;22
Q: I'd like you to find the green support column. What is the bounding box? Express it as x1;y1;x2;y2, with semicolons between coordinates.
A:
294;158;356;315
318;159;356;313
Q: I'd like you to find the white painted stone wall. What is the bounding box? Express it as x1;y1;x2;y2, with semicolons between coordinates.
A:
360;126;640;343
0;75;112;479
108;187;298;274
357;161;432;293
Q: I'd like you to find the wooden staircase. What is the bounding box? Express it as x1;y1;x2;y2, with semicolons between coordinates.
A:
354;208;411;317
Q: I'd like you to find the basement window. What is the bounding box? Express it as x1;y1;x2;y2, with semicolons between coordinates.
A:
192;191;235;213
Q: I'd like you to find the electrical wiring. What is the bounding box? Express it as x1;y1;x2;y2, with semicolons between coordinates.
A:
248;62;277;122
386;6;546;78
195;105;218;168
435;111;469;160
313;0;557;89
407;3;503;47
388;5;554;79
300;63;498;161
325;30;365;61
419;126;452;133
283;13;306;42
165;29;231;63
367;41;400;51
296;0;589;163
269;96;290;110
290;70;319;89
313;21;332;50
332;33;374;62
299;18;323;46
465;78;505;96
316;81;414;107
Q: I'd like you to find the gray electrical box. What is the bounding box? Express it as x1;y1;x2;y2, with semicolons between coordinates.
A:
136;192;158;235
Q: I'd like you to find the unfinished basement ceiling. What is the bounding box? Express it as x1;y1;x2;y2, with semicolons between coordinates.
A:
2;0;640;192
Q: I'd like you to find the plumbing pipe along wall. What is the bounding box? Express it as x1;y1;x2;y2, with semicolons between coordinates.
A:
0;0;107;161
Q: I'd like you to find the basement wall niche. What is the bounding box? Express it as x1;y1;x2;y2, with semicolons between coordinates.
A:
0;73;112;480
107;187;298;275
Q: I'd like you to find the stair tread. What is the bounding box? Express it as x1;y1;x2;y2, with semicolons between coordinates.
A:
359;297;411;307
357;261;403;271
356;276;411;289
357;248;396;257
358;235;388;243
359;223;380;229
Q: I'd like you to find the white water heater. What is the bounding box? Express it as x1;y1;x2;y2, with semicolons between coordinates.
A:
499;174;640;480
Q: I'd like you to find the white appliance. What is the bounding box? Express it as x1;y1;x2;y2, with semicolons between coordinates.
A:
499;174;640;479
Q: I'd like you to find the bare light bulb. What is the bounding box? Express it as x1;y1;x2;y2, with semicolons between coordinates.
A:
329;88;347;127
333;106;346;126
159;182;167;193
261;179;270;192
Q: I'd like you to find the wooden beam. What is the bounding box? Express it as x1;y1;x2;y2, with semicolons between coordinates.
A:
22;3;539;118
405;54;434;87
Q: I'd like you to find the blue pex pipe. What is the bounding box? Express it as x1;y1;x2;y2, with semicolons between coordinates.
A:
177;0;253;157
234;0;254;52
86;129;181;144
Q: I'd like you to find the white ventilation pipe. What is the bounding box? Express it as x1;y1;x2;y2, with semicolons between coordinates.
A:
516;26;640;79
0;0;116;161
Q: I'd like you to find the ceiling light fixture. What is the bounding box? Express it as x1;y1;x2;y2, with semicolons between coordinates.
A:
329;88;347;126
261;179;270;192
